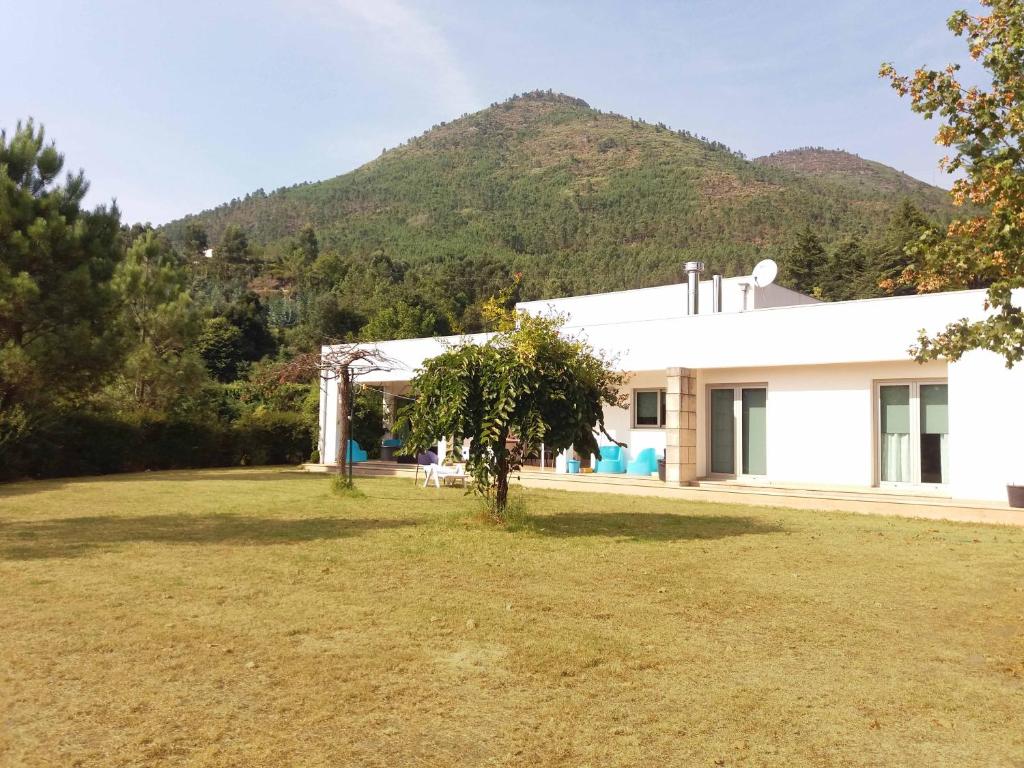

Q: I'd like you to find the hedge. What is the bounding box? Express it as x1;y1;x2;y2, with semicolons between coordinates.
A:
0;410;315;481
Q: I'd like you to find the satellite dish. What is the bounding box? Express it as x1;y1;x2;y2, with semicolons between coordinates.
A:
752;258;778;288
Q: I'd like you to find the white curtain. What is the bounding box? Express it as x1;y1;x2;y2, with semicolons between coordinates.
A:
881;433;910;483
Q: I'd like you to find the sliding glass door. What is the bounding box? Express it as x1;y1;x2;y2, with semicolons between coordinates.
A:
877;381;948;486
710;389;735;474
709;386;767;478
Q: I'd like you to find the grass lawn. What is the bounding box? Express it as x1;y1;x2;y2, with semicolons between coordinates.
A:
1;469;1022;767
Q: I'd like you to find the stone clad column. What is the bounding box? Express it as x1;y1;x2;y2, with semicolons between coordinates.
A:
665;367;697;485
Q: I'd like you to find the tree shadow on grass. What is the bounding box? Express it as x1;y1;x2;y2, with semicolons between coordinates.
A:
0;468;321;499
0;513;414;560
528;512;782;542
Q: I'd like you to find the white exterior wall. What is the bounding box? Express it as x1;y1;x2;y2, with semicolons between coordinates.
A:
948;351;1024;501
696;360;947;488
320;372;341;464
599;371;669;464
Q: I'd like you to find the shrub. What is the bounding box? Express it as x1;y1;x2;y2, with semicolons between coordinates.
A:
234;411;314;466
0;407;315;481
135;416;233;470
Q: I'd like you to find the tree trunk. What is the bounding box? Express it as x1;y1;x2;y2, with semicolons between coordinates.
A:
337;366;350;467
494;444;509;515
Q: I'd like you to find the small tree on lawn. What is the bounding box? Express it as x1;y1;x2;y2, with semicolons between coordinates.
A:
399;310;626;520
880;0;1024;366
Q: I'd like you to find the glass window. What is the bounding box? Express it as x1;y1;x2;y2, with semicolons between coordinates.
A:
710;389;735;474
741;388;767;476
635;390;660;426
919;384;948;484
878;382;948;485
880;385;911;483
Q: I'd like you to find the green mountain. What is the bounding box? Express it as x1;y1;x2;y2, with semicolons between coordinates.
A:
754;147;950;203
165;90;953;310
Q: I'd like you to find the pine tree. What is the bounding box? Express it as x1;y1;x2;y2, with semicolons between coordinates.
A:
110;232;205;411
0;119;122;446
784;227;826;296
875;200;932;296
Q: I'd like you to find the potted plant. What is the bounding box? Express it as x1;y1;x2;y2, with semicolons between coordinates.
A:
565;451;581;474
1008;483;1024;509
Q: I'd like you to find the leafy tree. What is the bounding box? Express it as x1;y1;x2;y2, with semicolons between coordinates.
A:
0;119;122;447
360;299;448;340
181;222;209;259
218;224;250;262
286;291;365;349
223;293;276;362
197;317;245;382
274;224;320;284
399;310;625;519
212;224;252;279
881;0;1024;365
295;224;319;264
110;231;205;411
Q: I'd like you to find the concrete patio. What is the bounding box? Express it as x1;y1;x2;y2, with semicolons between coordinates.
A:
303;461;1022;527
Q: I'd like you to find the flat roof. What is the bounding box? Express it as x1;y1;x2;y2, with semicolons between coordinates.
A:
330;287;1005;383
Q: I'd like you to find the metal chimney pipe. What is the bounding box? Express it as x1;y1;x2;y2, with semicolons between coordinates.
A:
712;274;723;313
684;261;705;315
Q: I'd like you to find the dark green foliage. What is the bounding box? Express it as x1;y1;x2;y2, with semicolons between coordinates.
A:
819;236;867;302
197;317;245;381
211;224;253;280
181;222;209;260
360;299;448;341
783;227;826;296
352;387;385;459
235;411;315;466
222;293;276;363
0;119;123;444
0;409;315;481
110;230;206;412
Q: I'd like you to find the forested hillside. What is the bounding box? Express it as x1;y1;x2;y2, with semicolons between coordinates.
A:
163;90;953;342
0;94;957;480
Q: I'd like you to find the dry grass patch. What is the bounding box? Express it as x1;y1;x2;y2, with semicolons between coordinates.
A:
1;469;1022;767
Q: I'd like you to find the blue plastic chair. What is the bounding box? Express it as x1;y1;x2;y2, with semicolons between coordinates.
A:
593;445;626;474
626;447;658;476
347;439;368;463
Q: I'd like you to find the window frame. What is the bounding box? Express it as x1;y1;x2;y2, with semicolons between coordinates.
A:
632;388;667;429
705;383;769;480
874;378;949;489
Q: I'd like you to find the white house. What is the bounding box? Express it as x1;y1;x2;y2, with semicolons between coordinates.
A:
318;264;1024;505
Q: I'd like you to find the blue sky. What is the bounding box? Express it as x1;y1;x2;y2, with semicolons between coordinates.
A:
1;0;983;225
